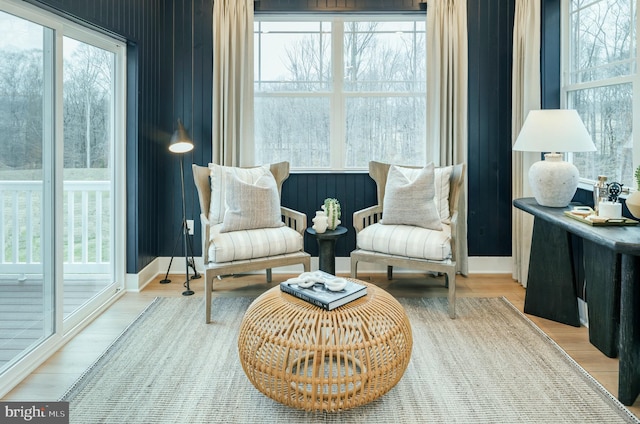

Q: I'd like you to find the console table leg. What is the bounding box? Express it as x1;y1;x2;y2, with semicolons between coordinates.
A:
583;240;620;358
618;253;640;405
524;217;580;327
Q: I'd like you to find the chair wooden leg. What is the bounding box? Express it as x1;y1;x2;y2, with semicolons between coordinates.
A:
350;258;358;278
387;266;393;280
266;268;272;283
205;274;213;324
446;270;456;319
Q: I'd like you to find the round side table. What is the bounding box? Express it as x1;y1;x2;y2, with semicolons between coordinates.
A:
237;281;413;412
306;226;347;275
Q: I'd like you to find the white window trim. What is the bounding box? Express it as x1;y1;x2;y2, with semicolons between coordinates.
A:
560;0;640;190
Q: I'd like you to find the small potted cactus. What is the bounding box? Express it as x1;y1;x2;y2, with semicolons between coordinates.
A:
626;166;640;218
322;198;341;230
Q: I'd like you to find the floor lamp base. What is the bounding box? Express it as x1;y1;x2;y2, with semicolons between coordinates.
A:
160;221;201;290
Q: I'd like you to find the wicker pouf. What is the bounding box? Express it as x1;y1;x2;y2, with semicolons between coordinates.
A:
237;281;413;412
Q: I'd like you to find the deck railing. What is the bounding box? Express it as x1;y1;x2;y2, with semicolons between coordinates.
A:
0;180;110;276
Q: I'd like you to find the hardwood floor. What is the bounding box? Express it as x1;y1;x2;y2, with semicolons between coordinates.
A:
2;272;639;419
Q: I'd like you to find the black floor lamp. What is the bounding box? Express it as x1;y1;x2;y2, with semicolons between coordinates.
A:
161;119;201;296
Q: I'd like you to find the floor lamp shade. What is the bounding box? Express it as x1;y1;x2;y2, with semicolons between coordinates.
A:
169;119;194;154
513;109;596;207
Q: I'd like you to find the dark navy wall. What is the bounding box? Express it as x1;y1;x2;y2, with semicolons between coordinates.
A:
466;0;515;257
29;0;551;268
541;0;561;110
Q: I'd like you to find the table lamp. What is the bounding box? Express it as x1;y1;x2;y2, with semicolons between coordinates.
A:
513;109;596;207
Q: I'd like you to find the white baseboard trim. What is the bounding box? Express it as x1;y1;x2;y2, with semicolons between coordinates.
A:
126;257;164;292
467;257;513;274
129;256;514;290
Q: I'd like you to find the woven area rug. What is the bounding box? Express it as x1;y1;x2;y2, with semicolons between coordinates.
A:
61;296;639;423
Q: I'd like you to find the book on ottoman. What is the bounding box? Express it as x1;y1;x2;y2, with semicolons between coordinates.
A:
280;271;367;310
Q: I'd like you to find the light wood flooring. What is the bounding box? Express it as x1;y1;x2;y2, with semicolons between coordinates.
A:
3;272;639;419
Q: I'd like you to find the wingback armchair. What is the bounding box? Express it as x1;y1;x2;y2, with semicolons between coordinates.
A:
350;161;467;318
192;162;310;323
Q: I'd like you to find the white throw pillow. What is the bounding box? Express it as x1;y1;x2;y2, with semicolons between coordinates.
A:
208;164;270;224
219;172;284;233
389;164;453;223
381;163;443;231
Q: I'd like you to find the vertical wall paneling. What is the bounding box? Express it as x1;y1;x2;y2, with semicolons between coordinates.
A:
126;42;140;274
466;0;515;257
541;0;561;110
190;0;214;232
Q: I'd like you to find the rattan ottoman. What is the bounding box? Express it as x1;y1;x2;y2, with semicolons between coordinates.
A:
237;281;413;412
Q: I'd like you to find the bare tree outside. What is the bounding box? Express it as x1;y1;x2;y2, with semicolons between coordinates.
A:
0;36;112;177
567;0;636;188
63;40;113;171
0;49;44;171
254;18;426;170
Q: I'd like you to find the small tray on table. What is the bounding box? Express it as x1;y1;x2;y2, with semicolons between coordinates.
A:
564;211;638;226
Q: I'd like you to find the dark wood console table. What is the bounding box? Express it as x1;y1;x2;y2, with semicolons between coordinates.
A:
514;197;640;406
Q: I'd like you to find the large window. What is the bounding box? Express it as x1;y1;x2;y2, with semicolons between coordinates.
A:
563;0;639;189
254;16;426;170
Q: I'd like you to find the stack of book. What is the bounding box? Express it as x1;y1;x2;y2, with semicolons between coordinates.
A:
279;271;367;310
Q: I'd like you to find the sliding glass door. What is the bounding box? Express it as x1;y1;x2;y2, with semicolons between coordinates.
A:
0;0;125;392
0;9;55;378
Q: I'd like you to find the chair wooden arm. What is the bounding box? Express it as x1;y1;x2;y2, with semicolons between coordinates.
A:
200;213;211;264
353;205;383;233
449;209;458;263
281;206;307;236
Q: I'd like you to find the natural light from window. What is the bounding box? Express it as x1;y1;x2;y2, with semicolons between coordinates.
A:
563;0;639;189
254;16;426;170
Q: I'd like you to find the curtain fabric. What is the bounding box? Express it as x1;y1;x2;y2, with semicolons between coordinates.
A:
511;0;541;287
212;0;254;166
426;0;468;275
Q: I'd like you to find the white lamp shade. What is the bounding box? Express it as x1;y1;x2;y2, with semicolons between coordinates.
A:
169;141;194;154
513;109;596;208
513;109;596;153
169;119;194;154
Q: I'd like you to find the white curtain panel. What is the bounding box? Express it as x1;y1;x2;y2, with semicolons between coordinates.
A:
212;0;254;166
511;0;541;287
426;0;469;275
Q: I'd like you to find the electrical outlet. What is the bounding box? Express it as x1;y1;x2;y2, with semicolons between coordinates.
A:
187;219;194;235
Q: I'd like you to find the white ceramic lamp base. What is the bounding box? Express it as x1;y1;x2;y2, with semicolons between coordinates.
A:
529;153;579;207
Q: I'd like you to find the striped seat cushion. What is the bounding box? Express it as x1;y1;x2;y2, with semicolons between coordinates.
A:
208;224;304;263
356;223;452;261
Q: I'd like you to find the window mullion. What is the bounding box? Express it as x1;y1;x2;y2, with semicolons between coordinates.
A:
331;20;345;170
634;0;640;183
